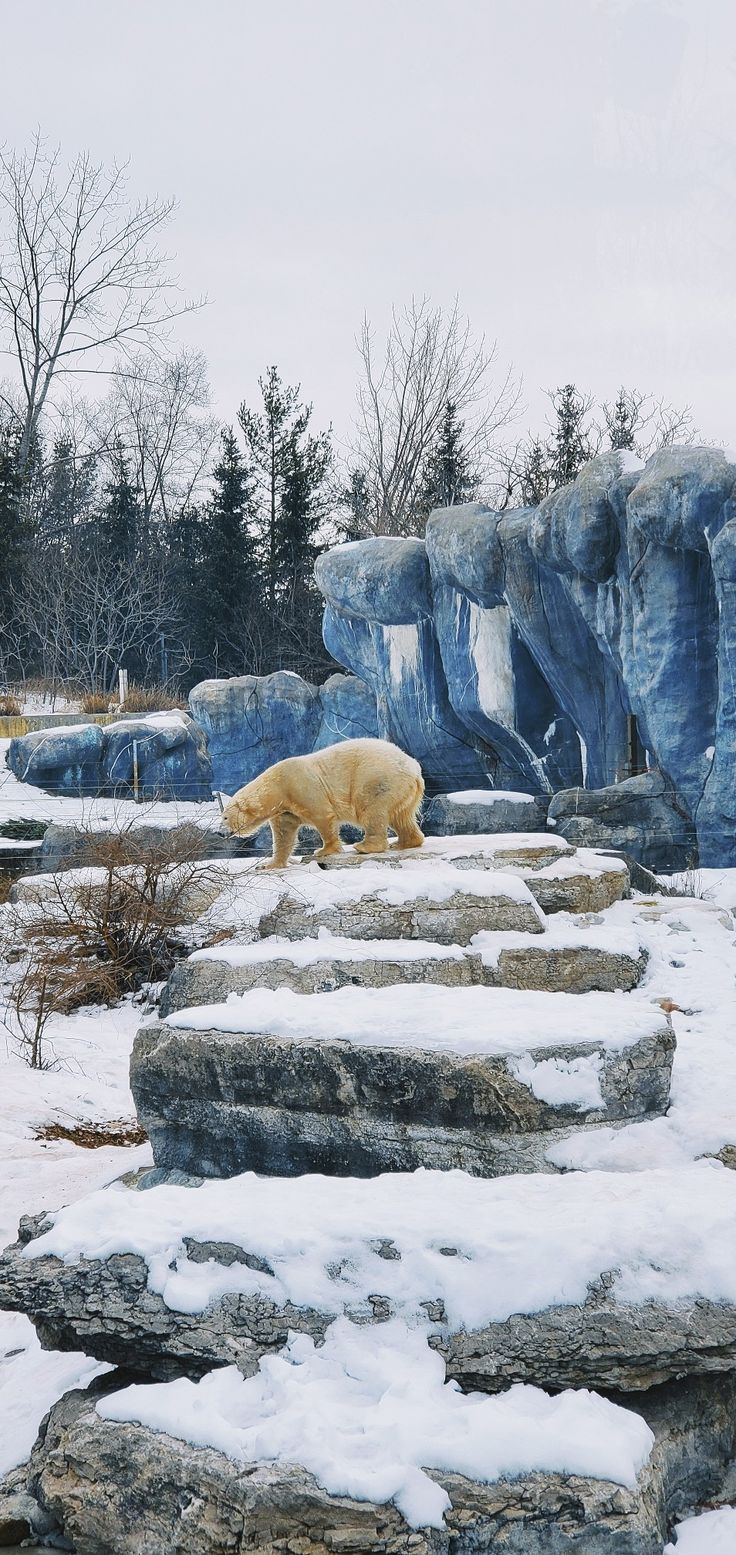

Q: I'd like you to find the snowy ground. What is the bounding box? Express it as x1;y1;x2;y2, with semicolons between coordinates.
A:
1;803;735;1537
0;999;150;1477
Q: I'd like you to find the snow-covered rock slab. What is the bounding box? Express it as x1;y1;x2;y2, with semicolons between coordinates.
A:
251;860;547;944
517;850;630;914
131;988;674;1178
162;918;647;1012
24;1365;736;1555
311;832;574;871
5;1163;736;1393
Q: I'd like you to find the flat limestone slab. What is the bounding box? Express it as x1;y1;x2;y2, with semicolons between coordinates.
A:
25;1371;736;1555
161;921;647;1012
132;989;674;1177
518;851;630;914
307;832;575;871
6;1163;736;1392
253;861;546;944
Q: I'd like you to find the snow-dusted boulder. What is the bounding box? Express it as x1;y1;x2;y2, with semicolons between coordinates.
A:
5;1164;736;1393
188;670;377;794
6;713;212;801
26;1367;736;1555
547;771;697;872
130;986;673;1179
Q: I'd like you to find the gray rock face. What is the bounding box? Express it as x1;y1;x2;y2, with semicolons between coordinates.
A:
257;885;546;944
36;818;248;874
547;772;697;873
25;1373;736;1555
424;792;550;836
130;1006;674;1179
6;714;213;801
189;671;377;794
3;1207;733;1395
160;937;646;1013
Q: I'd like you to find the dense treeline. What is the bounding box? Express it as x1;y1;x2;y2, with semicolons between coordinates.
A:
0;139;697;698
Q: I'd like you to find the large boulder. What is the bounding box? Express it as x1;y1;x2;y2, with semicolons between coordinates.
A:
25;1370;736;1555
188;670;377;793
6;714;212;801
547;771;697;872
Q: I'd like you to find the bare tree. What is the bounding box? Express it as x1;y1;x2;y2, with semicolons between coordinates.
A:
347;298;520;536
11;530;188;695
0;135;201;471
95;350;218;524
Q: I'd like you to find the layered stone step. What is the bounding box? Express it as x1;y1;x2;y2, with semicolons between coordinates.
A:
252;861;546;944
131;988;674;1178
24;1365;736;1555
162;918;647;1013
6;1163;734;1392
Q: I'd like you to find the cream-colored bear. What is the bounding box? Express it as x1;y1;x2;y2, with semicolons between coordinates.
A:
222;737;425;868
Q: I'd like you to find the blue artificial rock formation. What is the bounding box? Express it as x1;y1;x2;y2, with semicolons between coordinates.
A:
6;714;212;801
189;670;378;794
315;447;736;864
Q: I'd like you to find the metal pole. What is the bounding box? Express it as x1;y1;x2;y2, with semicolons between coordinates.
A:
132;739;140;803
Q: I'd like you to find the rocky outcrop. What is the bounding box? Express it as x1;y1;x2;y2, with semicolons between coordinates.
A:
6;713;212;801
423;790;550;835
24;1370;736;1555
7;1161;736;1394
130;989;673;1179
547;772;697;872
160;933;646;1011
188;670;377;793
315;449;736;865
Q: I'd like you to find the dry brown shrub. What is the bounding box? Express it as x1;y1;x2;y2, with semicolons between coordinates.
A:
120;683;188;713
80;690;111;713
0;693;22;715
1;820;234;1063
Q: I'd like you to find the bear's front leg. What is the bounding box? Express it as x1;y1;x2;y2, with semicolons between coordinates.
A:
263;812;301;869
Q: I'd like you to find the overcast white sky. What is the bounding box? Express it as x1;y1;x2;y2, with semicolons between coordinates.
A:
2;0;735;453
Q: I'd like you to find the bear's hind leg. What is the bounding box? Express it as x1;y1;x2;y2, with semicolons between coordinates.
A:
264;812;301;869
354;802;390;855
313;817;343;859
394;817;425;850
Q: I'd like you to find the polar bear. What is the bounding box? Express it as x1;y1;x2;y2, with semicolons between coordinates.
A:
222;737;425;868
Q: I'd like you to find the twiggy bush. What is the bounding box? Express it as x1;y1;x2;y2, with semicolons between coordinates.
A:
0;822;233;1049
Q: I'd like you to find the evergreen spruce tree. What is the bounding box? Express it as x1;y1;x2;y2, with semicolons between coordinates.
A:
238;368;332;671
41;437;97;541
549;383;596;487
99;442;140;565
202;428;257;676
0;425;27;620
417;401;478;515
603;387;640;452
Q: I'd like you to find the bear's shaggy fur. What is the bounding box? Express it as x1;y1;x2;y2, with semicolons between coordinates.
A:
223;737;425;868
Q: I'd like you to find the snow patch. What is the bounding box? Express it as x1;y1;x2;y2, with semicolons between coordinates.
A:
163;983;666;1058
511;1052;604;1111
97;1319;654;1527
445;790;536;806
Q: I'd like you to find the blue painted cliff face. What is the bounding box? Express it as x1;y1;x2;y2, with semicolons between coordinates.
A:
315;447;736;863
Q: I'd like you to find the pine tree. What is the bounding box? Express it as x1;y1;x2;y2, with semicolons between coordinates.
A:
202;428;257;676
238;368;333;670
99;443;140;565
0;425;27;619
40;437;97;541
549;384;596;487
603;388;642;452
417;401;478;515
